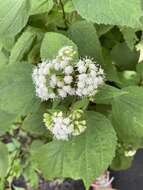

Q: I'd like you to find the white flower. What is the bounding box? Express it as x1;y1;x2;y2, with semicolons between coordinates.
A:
89;63;98;71
49;93;56;99
64;66;73;74
77;59;84;67
44;110;86;140
78;74;87;80
32;47;105;100
63;85;72;93
53;60;61;71
51;75;57;84
58;89;67;98
63;118;71;125
77;81;85;88
57;80;64;88
75;57;105;97
77;64;87;73
64;75;73;84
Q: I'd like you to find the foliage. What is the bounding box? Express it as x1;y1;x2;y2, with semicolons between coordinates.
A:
0;0;143;189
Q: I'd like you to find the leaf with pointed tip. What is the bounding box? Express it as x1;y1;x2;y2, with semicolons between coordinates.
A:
32;112;117;188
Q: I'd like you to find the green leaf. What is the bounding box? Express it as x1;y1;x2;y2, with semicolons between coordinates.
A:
0;0;30;36
0;142;9;179
111;146;133;170
0;50;8;66
111;42;139;71
112;86;143;148
93;84;127;104
0;36;15;51
0;62;38;115
32;111;117;187
68;21;104;64
102;48;120;84
0;110;16;135
64;1;75;13
9;28;36;64
95;24;113;37
72;98;89;110
72;0;143;28
30;0;54;15
117;71;140;88
22;103;47;135
121;27;138;51
40;32;78;59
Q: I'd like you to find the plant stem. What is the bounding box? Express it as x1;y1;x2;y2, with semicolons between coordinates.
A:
59;0;68;29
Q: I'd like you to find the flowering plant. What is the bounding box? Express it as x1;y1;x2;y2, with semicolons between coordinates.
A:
0;0;142;189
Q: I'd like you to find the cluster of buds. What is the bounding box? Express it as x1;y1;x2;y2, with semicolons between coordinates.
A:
124;149;136;157
32;46;105;101
32;46;76;100
43;110;86;140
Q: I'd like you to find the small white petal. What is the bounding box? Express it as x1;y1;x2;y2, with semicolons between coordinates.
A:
78;65;87;73
63;85;72;93
58;89;67;98
54;61;61;71
57;80;64;88
64;76;73;84
64;66;73;74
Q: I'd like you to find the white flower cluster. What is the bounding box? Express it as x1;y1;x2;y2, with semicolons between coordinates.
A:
43;110;86;140
32;46;105;101
32;46;76;100
76;58;104;97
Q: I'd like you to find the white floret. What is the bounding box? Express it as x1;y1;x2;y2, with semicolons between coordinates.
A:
64;66;73;74
64;75;73;84
58;89;67;98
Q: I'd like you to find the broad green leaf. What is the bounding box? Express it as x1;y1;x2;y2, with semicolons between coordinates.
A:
0;142;9;179
0;110;16;135
22;103;48;135
0;36;15;51
32;112;117;187
0;62;38;115
9;28;36;64
30;0;54;15
68;21;104;64
40;32;78;59
0;0;30;36
111;42;139;71
112;86;143;148
0;50;8;66
72;0;143;28
93;84;127;104
121;27;137;51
